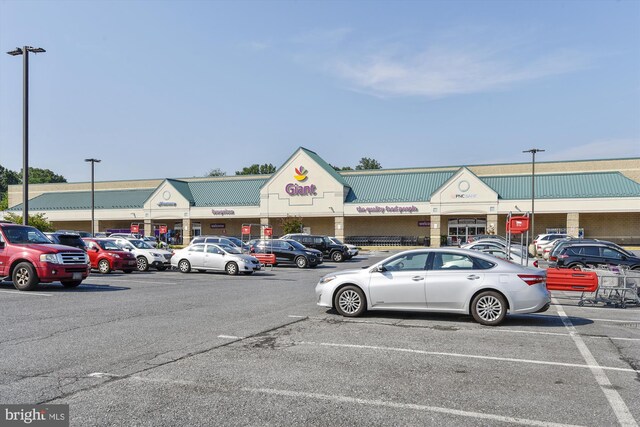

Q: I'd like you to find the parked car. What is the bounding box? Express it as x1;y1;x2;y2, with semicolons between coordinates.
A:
0;222;90;291
109;237;173;271
549;242;640;270
225;236;251;253
108;233;143;239
329;237;359;258
251;239;323;268
83;238;137;273
45;232;88;251
480;248;538;268
461;240;526;258
548;239;632;263
190;235;239;248
56;229;93;238
281;234;349;262
315;248;549;326
171;243;261;275
531;233;569;257
465;234;507;244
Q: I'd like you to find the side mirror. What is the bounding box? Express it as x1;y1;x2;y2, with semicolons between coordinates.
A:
92;247;99;252
0;241;4;249
373;265;386;273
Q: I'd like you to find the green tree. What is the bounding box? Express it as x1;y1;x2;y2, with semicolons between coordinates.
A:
206;168;227;177
280;216;304;235
26;167;67;184
235;163;276;175
355;157;382;170
330;164;354;171
3;212;54;232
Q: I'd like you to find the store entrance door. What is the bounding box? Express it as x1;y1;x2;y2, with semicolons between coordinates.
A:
448;218;486;245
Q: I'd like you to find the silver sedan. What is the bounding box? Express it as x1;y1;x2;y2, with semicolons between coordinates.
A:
171;243;262;275
315;248;550;326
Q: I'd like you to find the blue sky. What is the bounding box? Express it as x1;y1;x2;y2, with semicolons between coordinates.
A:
1;0;639;183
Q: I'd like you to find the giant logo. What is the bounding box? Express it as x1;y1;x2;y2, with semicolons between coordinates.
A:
294;166;308;182
286;165;317;196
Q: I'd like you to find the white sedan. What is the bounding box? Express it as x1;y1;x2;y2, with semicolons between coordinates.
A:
315;248;549;326
171;243;262;275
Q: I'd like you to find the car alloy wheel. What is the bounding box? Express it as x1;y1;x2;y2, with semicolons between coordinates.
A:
225;262;238;275
471;291;506;326
98;259;111;274
296;256;308;268
331;251;344;262
136;257;149;271
178;260;191;273
12;262;39;291
334;285;365;317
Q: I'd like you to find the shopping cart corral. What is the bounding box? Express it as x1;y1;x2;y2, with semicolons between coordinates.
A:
577;266;640;308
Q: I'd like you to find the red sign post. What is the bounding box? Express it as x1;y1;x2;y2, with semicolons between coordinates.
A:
264;227;273;237
159;225;167;234
130;224;140;233
242;225;251;235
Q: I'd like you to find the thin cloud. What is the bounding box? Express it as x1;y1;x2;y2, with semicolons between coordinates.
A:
545;139;640;161
330;46;589;98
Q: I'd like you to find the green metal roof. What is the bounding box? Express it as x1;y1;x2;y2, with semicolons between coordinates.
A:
167;179;195;205
344;171;456;203
274;147;349;188
8;189;155;211
186;178;268;206
480;172;640;199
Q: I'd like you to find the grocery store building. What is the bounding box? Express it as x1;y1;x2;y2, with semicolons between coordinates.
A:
6;148;640;246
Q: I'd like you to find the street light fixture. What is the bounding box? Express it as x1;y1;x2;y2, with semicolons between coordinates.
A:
85;159;101;236
522;148;545;237
7;46;46;225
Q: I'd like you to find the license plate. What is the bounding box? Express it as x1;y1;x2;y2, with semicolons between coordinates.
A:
72;272;82;280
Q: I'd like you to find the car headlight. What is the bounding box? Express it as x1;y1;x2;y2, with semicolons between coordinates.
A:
40;253;60;263
152;253;162;258
319;276;336;285
109;253;121;258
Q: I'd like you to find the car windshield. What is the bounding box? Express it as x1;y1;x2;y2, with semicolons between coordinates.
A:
129;239;153;249
287;240;307;250
4;226;51;244
97;240;122;250
330;237;344;245
220;245;242;254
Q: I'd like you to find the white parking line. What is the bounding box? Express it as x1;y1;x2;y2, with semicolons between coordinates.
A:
218;335;244;340
583;318;640;324
0;290;53;297
243;387;585;427
120;375;586;427
296;341;639;374
495;329;640;342
552;298;637;427
287;315;306;318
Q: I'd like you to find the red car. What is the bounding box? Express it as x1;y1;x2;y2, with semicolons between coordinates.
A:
83;238;137;274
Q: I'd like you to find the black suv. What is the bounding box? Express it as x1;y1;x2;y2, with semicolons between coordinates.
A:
251;239;323;268
45;232;88;251
281;234;349;262
548;239;631;263
551;242;640;269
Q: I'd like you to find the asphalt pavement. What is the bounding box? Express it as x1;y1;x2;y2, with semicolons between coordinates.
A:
0;252;638;426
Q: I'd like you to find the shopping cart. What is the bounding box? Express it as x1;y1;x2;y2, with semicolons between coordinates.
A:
578;265;640;308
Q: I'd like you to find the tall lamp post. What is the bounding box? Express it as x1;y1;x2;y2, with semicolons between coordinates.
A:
523;148;545;237
85;159;101;236
6;46;46;225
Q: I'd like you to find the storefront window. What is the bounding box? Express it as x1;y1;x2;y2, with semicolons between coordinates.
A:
447;218;486;245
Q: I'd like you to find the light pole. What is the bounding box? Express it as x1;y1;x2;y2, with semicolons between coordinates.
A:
85;159;101;236
523;148;545;237
7;46;46;225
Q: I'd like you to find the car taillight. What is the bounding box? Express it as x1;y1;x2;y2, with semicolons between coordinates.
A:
549;256;557;262
559;254;569;259
533;260;538;267
518;274;545;286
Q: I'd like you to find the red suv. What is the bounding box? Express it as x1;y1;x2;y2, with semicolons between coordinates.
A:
0;222;90;291
84;238;137;274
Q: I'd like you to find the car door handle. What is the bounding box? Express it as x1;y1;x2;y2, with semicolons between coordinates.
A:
467;275;480;280
412;276;424;281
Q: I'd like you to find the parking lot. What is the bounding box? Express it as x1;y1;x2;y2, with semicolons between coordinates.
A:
1;252;639;426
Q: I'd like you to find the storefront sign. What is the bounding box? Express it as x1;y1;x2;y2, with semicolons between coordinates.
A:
212;209;235;216
356;205;419;214
157;201;177;207
210;223;226;229
286;166;317;196
417;221;430;227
